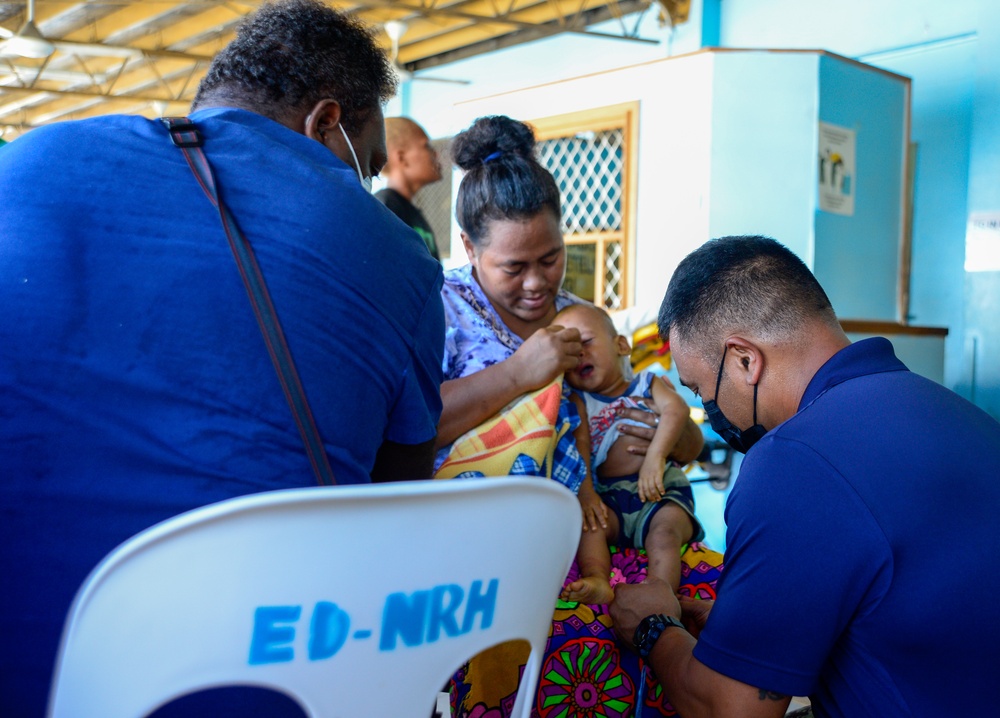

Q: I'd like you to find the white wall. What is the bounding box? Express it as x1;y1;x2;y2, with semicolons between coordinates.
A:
629;56;715;310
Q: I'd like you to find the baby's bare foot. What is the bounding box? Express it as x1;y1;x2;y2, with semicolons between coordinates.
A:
560;576;615;605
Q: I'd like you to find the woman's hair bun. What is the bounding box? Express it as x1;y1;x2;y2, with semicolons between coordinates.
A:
451;115;537;170
452;114;561;243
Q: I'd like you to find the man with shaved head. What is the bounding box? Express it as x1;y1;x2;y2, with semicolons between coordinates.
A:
610;235;1000;718
376;116;443;261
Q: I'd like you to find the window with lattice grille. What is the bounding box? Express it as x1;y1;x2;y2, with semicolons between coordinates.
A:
532;103;638;310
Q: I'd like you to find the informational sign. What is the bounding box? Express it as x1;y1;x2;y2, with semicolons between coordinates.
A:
818;122;856;216
965;212;1000;272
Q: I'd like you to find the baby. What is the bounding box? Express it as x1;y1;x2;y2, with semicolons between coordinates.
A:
556;303;703;604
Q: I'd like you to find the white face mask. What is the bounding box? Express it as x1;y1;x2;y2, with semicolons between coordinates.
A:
338;123;373;193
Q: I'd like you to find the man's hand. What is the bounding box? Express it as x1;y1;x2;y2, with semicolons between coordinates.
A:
615;583;792;718
609;576;680;649
678;597;714;638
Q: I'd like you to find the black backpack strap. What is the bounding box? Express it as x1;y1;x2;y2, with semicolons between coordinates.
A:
162;116;337;486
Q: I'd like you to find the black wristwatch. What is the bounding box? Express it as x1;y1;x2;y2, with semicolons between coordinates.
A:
633;613;685;659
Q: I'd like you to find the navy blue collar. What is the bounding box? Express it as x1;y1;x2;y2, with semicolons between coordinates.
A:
798;337;907;411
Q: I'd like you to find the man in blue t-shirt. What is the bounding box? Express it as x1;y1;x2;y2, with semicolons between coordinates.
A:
611;235;1000;717
0;1;443;715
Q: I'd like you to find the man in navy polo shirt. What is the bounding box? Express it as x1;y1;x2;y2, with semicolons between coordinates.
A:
611;235;1000;717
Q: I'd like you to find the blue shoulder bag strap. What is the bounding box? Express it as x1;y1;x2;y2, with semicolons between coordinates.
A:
160;116;337;487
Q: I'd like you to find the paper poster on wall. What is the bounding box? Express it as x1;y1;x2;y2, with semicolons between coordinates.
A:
818;122;856;216
965;212;1000;272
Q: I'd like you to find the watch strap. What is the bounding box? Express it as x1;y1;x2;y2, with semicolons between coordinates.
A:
634;613;685;659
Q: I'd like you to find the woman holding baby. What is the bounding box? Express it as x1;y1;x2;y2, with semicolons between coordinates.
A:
438;114;721;718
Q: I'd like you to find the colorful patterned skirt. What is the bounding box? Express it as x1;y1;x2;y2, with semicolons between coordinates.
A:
449;543;724;717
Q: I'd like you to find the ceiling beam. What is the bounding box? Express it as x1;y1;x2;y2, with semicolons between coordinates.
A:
0;84;192;104
408;0;656;70
50;39;215;61
1;0;662;136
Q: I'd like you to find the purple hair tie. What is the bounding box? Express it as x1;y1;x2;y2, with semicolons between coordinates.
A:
483;151;502;164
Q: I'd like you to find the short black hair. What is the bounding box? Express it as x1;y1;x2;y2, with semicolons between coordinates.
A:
452;115;561;245
555;303;619;340
658;235;838;355
193;0;396;127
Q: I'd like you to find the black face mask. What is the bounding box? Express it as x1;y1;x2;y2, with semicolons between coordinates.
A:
702;347;767;454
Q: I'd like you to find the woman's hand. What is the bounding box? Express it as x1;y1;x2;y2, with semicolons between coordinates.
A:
617;405;703;465
437;325;580;447
614;407;659;456
678;597;714;638
509;324;582;392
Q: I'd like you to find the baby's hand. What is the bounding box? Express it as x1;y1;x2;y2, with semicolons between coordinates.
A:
638;457;666;502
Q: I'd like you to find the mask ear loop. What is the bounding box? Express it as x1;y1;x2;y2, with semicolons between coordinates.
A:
337;123;365;185
712;347;728;400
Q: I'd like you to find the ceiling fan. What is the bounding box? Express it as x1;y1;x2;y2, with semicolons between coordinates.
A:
0;0;54;59
383;20;470;86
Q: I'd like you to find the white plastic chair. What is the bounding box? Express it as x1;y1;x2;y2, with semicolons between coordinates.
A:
47;477;582;718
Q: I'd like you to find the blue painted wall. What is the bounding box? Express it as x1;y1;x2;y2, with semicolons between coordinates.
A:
961;5;1000;418
867;40;975;392
718;0;1000;414
814;56;908;321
